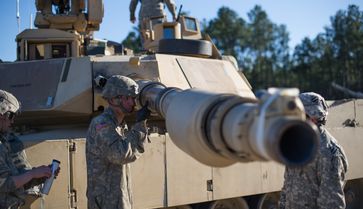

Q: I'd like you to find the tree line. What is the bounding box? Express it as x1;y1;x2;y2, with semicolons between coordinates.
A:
122;5;363;99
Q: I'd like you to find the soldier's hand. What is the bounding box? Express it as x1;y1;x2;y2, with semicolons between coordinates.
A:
54;167;60;178
130;16;136;23
30;166;52;179
49;164;61;179
136;102;151;122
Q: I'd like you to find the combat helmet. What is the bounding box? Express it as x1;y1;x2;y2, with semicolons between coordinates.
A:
299;92;328;124
0;90;20;115
102;75;139;99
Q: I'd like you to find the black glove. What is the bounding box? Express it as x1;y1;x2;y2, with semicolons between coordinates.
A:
136;102;151;122
94;75;107;88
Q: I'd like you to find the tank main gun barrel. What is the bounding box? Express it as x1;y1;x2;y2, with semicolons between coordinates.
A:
137;81;319;167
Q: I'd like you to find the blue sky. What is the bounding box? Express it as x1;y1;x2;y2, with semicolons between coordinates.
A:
1;0;362;61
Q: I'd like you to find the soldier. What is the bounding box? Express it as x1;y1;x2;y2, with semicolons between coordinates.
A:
279;92;348;209
86;75;150;209
129;0;177;30
0;90;53;209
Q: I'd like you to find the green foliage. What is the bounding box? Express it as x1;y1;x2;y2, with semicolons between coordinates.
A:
203;4;363;99
204;7;247;59
203;6;291;89
292;5;363;98
242;6;291;89
121;26;142;53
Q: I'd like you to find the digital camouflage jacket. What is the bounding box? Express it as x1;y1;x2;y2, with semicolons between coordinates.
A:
86;108;148;209
279;126;348;209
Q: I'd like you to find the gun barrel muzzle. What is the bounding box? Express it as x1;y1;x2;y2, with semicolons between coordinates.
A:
137;81;319;167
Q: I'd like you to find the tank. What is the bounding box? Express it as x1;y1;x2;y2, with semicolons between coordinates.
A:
0;1;362;208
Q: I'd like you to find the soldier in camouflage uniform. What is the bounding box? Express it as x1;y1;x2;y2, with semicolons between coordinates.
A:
0;90;52;209
86;75;150;209
279;92;348;209
129;0;177;30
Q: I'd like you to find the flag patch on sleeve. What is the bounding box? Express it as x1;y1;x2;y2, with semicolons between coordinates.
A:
96;123;109;131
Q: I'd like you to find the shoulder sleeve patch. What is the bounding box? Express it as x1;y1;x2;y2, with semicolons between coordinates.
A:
96;123;110;131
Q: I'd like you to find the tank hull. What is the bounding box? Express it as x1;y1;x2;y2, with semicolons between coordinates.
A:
18;98;363;209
